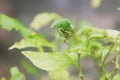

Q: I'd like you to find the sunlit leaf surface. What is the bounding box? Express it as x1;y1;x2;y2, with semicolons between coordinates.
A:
9;34;51;50
22;51;74;71
49;70;71;80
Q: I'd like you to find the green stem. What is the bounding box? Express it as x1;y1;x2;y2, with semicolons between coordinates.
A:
110;68;118;80
109;50;120;80
64;53;79;70
101;42;115;79
102;43;115;66
65;52;85;80
78;54;84;80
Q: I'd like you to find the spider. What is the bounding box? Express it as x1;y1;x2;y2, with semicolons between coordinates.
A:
51;18;74;42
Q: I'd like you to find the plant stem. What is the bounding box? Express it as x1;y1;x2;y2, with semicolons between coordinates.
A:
109;50;120;80
78;54;84;80
101;43;115;72
101;43;115;79
102;43;115;66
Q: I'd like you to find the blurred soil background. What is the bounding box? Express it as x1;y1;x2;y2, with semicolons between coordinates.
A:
0;0;120;80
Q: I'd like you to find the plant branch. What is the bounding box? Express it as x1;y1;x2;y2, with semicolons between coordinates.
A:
77;54;84;80
100;42;115;79
102;43;115;66
109;50;120;80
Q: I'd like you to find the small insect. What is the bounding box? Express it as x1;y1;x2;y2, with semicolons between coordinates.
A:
51;18;74;42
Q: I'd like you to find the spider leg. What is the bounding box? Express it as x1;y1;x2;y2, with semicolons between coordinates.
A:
58;29;64;37
64;38;69;45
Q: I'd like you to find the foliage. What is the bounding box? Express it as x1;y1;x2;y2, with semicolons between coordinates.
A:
0;14;33;37
9;34;51;50
22;51;74;71
0;12;120;80
10;67;26;80
20;59;40;79
30;12;61;30
0;67;26;80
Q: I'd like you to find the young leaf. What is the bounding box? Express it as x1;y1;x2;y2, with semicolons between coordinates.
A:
0;14;33;37
22;51;74;71
30;12;61;30
49;69;71;80
9;34;51;50
10;67;26;80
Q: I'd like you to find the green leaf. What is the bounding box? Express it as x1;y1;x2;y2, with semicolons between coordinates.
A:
20;59;40;79
91;0;103;8
9;34;51;50
49;69;72;80
51;18;73;31
10;67;26;80
10;67;20;75
0;14;33;37
22;51;74;71
30;12;61;30
113;74;120;80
